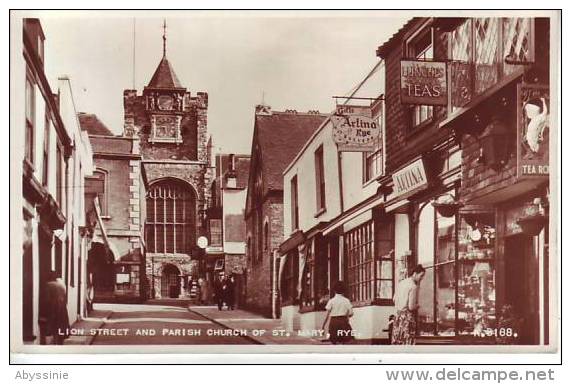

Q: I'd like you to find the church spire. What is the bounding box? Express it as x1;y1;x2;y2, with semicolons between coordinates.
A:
162;19;167;58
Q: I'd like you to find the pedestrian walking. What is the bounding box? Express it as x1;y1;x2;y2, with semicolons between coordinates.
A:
225;274;236;310
391;264;426;345
42;271;70;345
213;273;226;311
321;281;354;344
198;277;208;305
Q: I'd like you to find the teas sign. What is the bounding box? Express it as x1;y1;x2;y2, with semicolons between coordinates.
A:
400;60;448;105
517;84;549;178
331;114;381;152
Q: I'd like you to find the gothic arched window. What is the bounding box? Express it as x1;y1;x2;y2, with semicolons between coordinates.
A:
145;179;196;254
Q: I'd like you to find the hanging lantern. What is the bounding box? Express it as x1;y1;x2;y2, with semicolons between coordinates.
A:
478;117;509;170
432;193;463;217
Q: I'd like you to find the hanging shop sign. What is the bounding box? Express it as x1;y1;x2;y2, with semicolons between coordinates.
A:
331;113;381;152
335;104;373;117
517;84;549;178
391;157;428;199
400;59;448;105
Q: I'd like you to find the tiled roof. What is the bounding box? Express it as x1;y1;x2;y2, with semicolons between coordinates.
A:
147;57;183;89
255;112;327;192
376;18;420;59
78;113;114;136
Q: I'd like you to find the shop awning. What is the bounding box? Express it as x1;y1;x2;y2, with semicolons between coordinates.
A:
278;229;305;255
93;196;120;261
323;196;383;236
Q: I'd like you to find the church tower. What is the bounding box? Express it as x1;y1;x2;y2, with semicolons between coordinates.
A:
123;21;212;299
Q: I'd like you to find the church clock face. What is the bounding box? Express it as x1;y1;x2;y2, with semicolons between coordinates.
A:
157;95;174;111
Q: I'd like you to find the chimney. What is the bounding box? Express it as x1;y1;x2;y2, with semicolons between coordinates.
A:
226;154;237;188
255;104;272;116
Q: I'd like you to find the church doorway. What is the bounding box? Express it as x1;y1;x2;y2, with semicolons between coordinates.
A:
161;264;181;298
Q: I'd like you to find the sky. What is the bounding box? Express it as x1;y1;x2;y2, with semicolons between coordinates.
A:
35;11;408;154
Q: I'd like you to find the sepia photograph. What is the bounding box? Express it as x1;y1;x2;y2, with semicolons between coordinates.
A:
9;9;560;360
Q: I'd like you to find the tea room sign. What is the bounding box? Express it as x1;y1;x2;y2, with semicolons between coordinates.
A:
400;59;448;105
516;83;549;178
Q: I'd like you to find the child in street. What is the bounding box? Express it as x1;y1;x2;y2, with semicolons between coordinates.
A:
322;281;354;344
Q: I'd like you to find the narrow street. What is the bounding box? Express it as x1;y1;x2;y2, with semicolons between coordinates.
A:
89;304;254;345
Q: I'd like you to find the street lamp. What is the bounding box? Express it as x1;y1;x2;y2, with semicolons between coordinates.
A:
197;236;208;278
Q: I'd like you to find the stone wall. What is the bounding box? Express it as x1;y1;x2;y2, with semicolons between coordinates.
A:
245;193;283;317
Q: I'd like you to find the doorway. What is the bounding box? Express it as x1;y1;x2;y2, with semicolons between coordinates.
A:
504;234;539;345
161;264;181;298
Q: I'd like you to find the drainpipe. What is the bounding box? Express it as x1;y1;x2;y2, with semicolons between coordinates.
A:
271;250;278;319
337;152;344;213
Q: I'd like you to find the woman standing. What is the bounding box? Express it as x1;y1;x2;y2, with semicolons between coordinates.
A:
322;281;354;344
391;264;426;345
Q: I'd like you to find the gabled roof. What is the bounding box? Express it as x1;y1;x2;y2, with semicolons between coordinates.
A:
147;57;183;89
255;111;328;192
78;113;114;136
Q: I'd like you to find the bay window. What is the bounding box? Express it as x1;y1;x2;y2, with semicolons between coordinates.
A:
449;17;533;111
345;218;395;304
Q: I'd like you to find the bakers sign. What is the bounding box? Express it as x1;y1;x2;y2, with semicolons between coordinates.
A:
400;59;448;105
331;113;381;152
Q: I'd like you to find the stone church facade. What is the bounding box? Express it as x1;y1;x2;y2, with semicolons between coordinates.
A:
122;44;213;299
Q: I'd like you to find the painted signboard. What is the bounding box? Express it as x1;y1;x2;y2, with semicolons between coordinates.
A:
400;59;448;105
516;84;549;178
331;112;381;152
391;157;428;199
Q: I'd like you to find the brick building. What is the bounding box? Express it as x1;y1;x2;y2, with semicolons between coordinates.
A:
122;32;213;299
80;114;148;303
245;105;327;317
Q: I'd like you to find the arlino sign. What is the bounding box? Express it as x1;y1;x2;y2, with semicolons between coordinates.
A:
331;113;381;152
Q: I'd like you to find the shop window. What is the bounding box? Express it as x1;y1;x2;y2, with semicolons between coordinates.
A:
209;218;222;247
314;145;326;213
449;18;533;111
146;179;196;254
281;250;299;305
25;73;35;166
344;221;376;303
300;238;329;310
406;27;434;128
376;218;395;301
290;175;299;230
416;200;458;337
22;213;34;341
457;212;496;338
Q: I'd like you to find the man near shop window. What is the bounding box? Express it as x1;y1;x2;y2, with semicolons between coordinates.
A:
391;264;425;345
